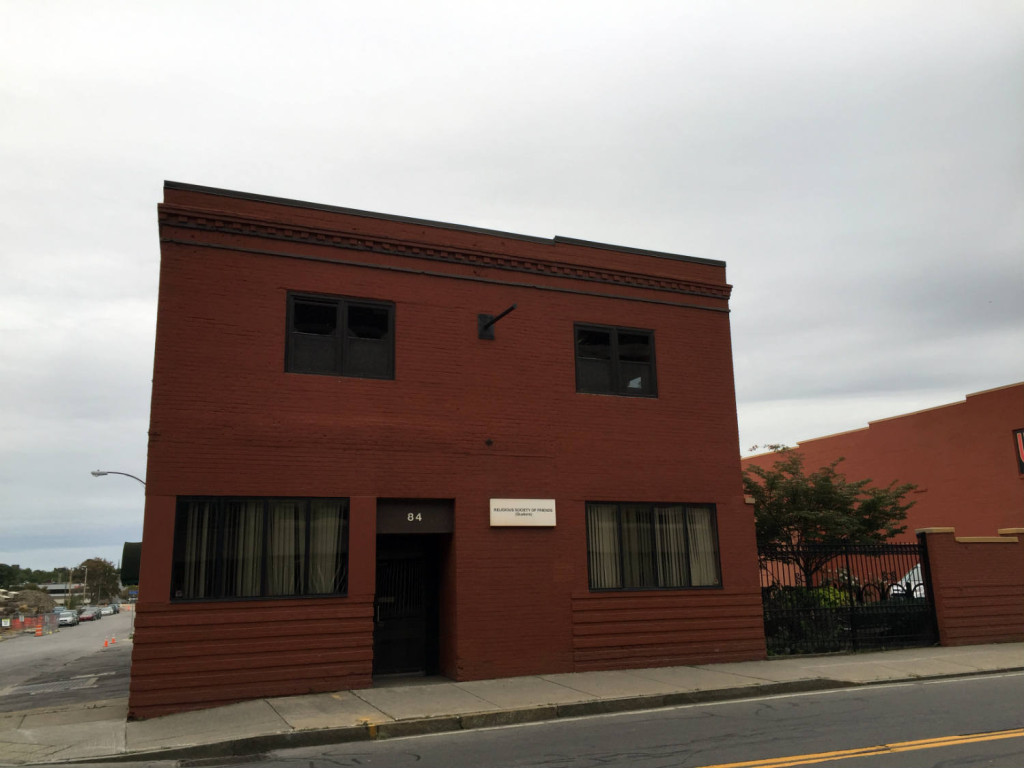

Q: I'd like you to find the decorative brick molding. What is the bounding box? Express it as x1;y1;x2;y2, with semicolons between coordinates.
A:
158;206;732;302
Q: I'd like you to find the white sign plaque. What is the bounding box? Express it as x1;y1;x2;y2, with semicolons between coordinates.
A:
490;498;556;527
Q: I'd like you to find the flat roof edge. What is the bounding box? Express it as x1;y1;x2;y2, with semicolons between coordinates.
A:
553;236;724;267
163;181;723;268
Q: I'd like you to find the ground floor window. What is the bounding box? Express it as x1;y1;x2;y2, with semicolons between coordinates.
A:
171;497;349;600
586;502;721;590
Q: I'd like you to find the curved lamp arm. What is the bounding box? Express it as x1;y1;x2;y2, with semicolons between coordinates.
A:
91;470;146;486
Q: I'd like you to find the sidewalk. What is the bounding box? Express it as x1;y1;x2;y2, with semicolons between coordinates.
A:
1;642;1022;766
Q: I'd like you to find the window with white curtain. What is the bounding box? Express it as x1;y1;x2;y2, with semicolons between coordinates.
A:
172;497;349;600
585;502;721;590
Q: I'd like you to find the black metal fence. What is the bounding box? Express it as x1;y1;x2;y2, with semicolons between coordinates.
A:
759;541;937;655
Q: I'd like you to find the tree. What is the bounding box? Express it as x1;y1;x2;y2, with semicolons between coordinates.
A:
744;448;917;586
78;558;120;604
0;564;57;589
0;563;18;589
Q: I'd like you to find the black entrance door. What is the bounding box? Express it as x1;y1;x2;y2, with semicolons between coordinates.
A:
373;535;441;676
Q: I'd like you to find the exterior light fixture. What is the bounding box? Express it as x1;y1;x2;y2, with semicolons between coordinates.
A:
91;470;147;486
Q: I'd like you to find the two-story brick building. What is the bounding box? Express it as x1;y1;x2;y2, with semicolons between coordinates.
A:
130;182;765;718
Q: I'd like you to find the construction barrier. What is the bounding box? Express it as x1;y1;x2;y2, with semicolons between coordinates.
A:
0;614;59;637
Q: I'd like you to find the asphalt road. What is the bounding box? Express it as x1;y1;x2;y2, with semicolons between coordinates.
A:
3;622;1022;768
259;671;1024;768
0;609;133;712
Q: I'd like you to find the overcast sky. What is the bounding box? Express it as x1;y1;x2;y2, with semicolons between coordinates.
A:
2;2;1021;572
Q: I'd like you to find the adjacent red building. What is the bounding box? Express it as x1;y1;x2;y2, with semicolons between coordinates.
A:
743;383;1024;541
130;182;765;718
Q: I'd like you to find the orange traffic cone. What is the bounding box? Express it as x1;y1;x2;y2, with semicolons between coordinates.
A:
35;625;42;637
111;635;116;645
103;638;108;648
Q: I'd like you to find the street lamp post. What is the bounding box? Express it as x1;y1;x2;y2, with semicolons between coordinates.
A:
90;470;144;631
90;470;146;486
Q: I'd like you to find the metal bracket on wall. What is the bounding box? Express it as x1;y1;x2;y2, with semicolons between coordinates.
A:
478;304;517;339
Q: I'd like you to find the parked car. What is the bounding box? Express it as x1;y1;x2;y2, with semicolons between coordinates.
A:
78;606;102;621
58;610;79;627
888;564;926;598
99;605;115;616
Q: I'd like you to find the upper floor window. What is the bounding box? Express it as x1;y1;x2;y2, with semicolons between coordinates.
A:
287;293;394;379
574;324;656;397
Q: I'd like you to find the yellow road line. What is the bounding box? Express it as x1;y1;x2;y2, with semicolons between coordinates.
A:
695;728;1024;768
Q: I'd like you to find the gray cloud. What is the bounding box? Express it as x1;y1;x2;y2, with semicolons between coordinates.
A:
1;1;1021;567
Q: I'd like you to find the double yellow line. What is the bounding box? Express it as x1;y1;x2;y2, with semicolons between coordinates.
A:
697;728;1024;768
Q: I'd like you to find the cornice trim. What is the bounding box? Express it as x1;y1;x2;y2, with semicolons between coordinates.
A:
158;207;732;303
159;237;731;314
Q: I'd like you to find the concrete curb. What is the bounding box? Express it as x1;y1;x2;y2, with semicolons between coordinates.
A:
51;667;1024;766
67;679;861;765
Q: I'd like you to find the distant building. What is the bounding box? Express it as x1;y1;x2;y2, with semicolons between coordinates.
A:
743;383;1024;540
39;582;84;605
131;182;765;718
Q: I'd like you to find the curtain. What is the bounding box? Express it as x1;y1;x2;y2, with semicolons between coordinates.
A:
687;506;719;586
182;500;215;598
585;502;721;591
223;500;263;597
308;500;346;593
621;504;657;587
586;504;621;588
655;506;689;587
267;500;305;596
175;497;349;599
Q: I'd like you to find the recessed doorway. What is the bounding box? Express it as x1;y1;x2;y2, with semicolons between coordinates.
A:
373;499;452;677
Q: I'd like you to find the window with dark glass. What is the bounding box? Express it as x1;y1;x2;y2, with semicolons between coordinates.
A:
287;293;393;378
574;324;656;396
171;497;349;600
585;502;721;590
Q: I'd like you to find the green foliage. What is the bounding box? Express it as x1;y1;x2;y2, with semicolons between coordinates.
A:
745;448;916;585
764;585;849;611
762;586;846;654
79;558;120;603
813;586;849;608
0;564;61;589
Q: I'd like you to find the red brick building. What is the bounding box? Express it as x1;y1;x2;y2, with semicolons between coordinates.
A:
130;182;765;718
743;383;1024;541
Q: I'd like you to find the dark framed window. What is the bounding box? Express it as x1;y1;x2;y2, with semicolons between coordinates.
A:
287;293;394;379
585;502;721;590
171;497;349;600
574;324;656;396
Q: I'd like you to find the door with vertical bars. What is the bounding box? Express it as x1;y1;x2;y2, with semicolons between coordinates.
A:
373;546;428;675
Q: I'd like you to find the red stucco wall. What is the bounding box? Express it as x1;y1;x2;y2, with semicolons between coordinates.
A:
130;183;765;718
743;384;1024;541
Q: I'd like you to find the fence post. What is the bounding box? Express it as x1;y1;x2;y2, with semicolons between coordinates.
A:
916;531;939;645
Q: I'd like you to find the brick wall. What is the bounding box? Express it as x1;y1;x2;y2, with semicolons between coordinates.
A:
130;183;765;717
743;384;1024;540
920;527;1024;646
